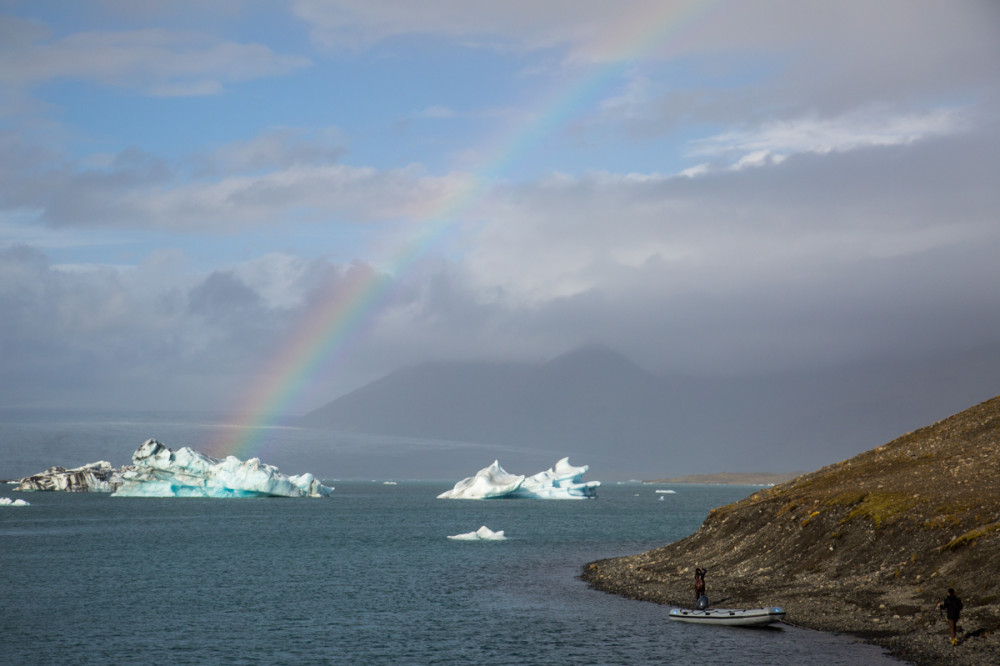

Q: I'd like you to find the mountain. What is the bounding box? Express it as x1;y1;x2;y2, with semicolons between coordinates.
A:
299;345;1000;479
583;394;1000;664
301;346;658;447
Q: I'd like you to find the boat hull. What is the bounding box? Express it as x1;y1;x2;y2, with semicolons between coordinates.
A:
669;607;786;627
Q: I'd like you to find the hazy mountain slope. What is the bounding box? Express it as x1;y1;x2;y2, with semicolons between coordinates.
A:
299;345;1000;477
300;360;534;441
300;347;667;445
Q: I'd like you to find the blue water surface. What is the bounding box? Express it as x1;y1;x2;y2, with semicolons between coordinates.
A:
0;481;903;665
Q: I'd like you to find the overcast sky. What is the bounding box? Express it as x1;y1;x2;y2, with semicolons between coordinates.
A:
2;0;999;414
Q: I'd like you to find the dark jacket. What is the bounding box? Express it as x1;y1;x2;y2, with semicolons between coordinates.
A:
941;593;963;620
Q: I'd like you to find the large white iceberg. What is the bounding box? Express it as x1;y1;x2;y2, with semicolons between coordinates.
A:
437;460;526;499
448;526;507;540
438;458;599;499
519;458;601;499
16;461;123;492
111;439;334;498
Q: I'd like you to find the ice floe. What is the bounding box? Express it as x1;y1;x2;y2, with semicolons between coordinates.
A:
448;526;507;541
437;460;525;499
112;439;334;498
438;458;599;499
16;461;123;492
1;497;30;506
16;440;333;499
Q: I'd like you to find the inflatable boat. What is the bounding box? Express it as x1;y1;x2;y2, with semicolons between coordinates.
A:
669;606;786;627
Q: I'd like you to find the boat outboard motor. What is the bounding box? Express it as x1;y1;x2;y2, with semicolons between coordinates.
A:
696;595;709;610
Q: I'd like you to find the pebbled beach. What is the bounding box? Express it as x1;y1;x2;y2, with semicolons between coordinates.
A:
583;396;1000;665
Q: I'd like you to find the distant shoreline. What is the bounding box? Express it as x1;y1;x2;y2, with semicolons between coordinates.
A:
643;472;804;486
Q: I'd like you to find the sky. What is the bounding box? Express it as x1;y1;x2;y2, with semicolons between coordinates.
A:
2;0;999;418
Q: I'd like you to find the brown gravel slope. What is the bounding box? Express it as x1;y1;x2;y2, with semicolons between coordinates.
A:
582;395;1000;665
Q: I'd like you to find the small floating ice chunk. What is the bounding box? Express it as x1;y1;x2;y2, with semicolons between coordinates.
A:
0;497;30;506
448;526;507;541
655;489;676;494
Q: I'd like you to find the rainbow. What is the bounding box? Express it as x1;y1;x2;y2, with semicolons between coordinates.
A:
205;0;719;460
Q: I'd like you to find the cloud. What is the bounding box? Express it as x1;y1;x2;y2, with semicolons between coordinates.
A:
4;104;1000;410
290;0;1000;80
687;107;971;170
456;121;1000;308
0;244;394;408
2;0;999;416
0;17;310;96
292;0;602;54
194;128;349;175
188;271;263;317
415;105;458;119
0;132;472;231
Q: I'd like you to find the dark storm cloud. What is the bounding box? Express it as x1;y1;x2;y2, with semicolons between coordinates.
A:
188;271;263;317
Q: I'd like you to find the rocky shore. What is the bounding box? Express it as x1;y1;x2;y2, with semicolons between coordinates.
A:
583;396;1000;665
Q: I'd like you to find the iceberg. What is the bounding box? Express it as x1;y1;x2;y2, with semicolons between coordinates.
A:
437;460;525;499
15;441;333;499
518;457;600;499
112;439;334;498
1;497;30;506
16;461;123;492
437;458;599;499
448;526;507;541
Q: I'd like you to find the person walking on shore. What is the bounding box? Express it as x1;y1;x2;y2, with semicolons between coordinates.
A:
937;588;963;645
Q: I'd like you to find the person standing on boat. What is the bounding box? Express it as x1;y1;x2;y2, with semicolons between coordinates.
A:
694;567;707;602
937;588;963;645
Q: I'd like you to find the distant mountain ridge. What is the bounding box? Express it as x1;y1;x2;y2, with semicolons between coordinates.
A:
299;345;1000;478
300;347;663;448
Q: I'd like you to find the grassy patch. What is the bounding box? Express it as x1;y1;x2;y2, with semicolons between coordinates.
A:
935;500;980;514
837;492;920;529
942;522;1000;551
922;514;963;530
825;490;867;508
776;499;801;517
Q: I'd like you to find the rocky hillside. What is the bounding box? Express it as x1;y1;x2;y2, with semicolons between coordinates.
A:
583;395;1000;665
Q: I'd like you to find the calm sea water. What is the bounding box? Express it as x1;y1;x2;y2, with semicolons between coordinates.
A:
0;484;907;664
0;412;904;664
